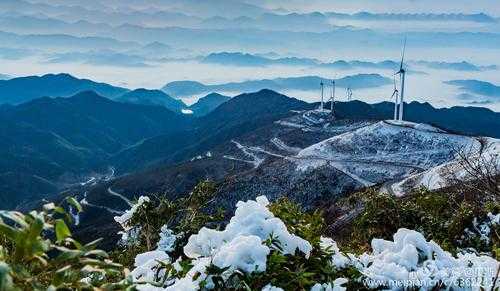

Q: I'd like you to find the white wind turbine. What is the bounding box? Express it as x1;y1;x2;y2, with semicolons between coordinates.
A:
320;81;325;110
346;87;353;101
330;79;336;113
394;38;407;121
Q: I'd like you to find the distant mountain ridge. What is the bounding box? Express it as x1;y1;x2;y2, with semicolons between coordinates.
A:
162;74;391;96
445;79;500;98
327;12;496;23
414;61;497;71
0;73;129;104
202;52;319;67
200;52;496;73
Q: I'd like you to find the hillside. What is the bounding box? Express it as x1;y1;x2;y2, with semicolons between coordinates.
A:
110;89;310;172
73;107;500;248
0;91;192;208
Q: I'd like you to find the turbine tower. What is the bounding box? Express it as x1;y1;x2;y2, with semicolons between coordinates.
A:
346;87;353;101
331;79;335;112
391;76;400;120
395;38;407;121
320;81;324;110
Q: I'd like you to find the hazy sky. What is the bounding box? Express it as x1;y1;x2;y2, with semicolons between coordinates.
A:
1;0;499;111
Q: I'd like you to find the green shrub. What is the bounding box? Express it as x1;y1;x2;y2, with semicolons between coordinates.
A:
345;188;499;254
269;197;325;246
0;197;133;290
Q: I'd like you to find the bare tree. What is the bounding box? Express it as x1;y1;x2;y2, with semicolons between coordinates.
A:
445;137;499;201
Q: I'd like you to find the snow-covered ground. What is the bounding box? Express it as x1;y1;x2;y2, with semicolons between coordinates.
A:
294;120;479;188
391;137;500;196
221;110;494;198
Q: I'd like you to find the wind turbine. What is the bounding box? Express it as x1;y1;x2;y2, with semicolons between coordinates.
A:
330;79;336;112
391;75;399;120
320;81;325;110
395;38;407;121
346;87;353;101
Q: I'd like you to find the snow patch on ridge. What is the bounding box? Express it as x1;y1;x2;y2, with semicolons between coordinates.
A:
391;137;500;196
293;120;477;188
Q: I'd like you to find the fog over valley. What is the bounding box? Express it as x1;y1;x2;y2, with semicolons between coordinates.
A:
0;1;499;110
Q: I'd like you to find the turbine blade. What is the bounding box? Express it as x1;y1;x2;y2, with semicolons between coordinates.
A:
400;36;407;71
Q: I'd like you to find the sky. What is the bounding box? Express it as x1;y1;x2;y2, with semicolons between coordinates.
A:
0;0;499;110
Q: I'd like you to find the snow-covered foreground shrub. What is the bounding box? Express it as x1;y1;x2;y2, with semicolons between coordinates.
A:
357;229;499;290
125;195;500;290
126;195;356;290
111;181;224;267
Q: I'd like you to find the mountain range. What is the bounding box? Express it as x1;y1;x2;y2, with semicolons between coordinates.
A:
0;73;128;104
1;81;499;245
201;52;319;67
200;52;497;73
162;74;392;96
0;72;498;213
327;12;497;23
0;91;192;209
71;93;500;246
0;73;232;116
445;79;500;98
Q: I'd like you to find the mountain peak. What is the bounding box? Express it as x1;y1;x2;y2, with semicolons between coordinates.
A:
117;88;186;112
189;92;231;116
70;90;109;101
202;89;309;125
44;72;77;79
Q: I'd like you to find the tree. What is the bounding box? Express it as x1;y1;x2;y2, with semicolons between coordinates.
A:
446;137;499;201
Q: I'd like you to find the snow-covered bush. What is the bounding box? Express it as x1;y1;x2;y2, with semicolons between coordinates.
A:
127;194;500;291
461;212;500;254
357;228;499;290
111;181;224;268
126;195;359;290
